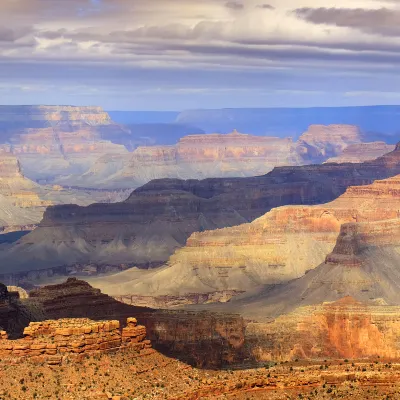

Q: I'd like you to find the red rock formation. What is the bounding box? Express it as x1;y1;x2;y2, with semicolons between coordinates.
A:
26;278;246;367
0;316;151;365
246;297;400;361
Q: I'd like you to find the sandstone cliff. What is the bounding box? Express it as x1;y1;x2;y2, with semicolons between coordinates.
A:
246;297;400;361
213;217;400;320
25;278;246;367
2;143;400;277
58;126;382;190
114;174;400;298
0;105;132;182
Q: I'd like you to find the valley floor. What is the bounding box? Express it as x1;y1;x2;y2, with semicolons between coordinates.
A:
1;350;400;399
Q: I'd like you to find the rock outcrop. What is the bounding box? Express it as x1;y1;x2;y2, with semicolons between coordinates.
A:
26;278;246;367
212;217;400;320
59;126;380;190
326;142;395;164
0;105;132;182
246;297;400;361
0;316;150;365
2;143;400;276
296;124;363;162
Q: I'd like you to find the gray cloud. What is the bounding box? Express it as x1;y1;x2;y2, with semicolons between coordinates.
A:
225;1;244;10
295;7;400;37
257;4;275;10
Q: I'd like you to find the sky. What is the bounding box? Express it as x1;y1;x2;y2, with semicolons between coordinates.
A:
1;0;400;110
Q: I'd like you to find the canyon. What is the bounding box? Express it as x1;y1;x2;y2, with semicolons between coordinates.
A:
1;141;400;279
58;124;390;190
0;149;128;233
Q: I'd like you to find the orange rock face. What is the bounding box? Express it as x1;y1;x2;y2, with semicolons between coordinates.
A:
246;297;400;361
0;316;150;364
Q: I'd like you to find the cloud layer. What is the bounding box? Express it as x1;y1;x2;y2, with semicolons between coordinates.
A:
1;0;400;109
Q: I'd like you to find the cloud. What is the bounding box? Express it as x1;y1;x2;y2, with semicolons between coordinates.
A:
225;1;244;10
1;0;400;109
294;7;400;36
257;4;275;10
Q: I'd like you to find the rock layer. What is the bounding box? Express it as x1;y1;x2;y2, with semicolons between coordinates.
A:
246;297;400;362
60;126;373;189
84;174;400;301
0;105;131;182
3;143;400;275
26;278;246;367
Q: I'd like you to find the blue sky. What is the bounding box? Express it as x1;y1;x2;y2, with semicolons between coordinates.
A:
1;0;400;110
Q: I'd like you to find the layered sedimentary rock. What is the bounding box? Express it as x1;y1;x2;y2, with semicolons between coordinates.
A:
0;149;127;232
326;142;395;164
3;143;400;276
61;126;376;190
58;130;303;189
296;124;363;162
84;174;400;301
0;105;132;182
246;297;400;361
26;278;246;367
216;217;400;320
0;317;150;365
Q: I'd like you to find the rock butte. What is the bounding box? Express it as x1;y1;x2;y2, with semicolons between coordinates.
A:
2;142;400;277
58;124;376;190
0;316;151;365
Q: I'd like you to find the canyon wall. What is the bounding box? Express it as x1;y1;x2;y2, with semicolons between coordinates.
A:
59;125;379;190
2;143;400;277
26;278;246;367
0;316;151;365
84;174;400;302
246;297;400;362
0;105;132;182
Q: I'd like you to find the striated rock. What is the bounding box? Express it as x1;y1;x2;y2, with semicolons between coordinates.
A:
0;105;132;182
296;124;363;162
86;174;400;300
214;217;400;320
57;130;304;189
246;297;400;361
0;316;149;364
3;143;400;276
326;142;395;164
26;278;246;367
59;126;382;190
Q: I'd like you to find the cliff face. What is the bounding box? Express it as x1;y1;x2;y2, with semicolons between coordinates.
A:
2;143;400;276
246;297;400;362
26;278;246;367
58;126;384;190
297;124;363;162
211;216;400;321
149;175;400;294
0;105;131;181
326;142;395;164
